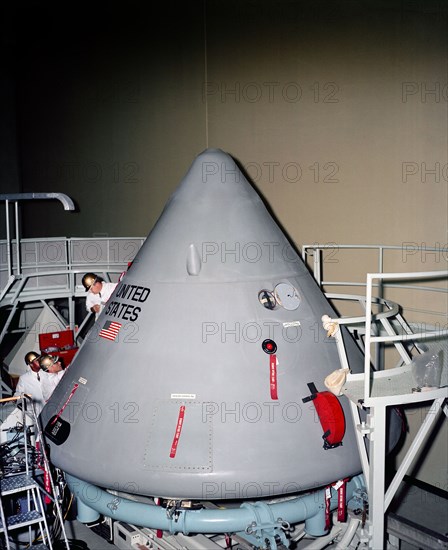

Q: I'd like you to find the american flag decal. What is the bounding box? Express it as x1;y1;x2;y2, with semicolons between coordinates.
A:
99;321;122;341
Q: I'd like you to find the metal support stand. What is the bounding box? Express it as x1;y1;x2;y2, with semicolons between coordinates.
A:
366;405;387;549
0;395;70;550
321;269;448;549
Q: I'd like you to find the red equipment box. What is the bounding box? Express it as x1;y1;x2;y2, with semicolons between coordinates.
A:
38;329;79;367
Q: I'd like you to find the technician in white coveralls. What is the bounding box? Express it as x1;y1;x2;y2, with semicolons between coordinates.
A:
39;354;66;401
82;272;117;318
14;352;65;415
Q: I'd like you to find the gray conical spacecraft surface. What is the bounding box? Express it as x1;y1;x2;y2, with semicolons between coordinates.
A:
42;149;382;499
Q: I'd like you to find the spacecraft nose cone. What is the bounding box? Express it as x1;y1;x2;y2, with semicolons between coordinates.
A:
41;149;368;500
130;148;305;282
179;147;249;191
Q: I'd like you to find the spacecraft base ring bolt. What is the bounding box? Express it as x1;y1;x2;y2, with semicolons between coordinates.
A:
241;502;289;549
349;488;369;529
164;498;203;522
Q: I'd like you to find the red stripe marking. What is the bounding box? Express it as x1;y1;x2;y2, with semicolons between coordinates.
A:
154;498;163;537
270;354;278;400
51;384;79;425
169;405;186;458
337;478;349;523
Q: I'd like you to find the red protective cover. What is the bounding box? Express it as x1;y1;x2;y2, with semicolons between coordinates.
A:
39;330;78;367
312;391;346;445
39;329;74;350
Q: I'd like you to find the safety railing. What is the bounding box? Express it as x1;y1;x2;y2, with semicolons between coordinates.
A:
302;243;448;317
361;270;448;405
0;193;75;279
0;236;145;284
320;269;447;406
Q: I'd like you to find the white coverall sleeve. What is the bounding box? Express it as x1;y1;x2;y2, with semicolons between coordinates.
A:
86;292;101;313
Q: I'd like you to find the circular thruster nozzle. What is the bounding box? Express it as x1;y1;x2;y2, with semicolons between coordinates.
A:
262;339;277;354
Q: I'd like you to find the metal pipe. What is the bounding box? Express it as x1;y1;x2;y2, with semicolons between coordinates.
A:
0;192;75;211
335;517;360;549
303;524;342;549
14;201;21;275
66;474;365;537
76;498;100;523
5;200;11;277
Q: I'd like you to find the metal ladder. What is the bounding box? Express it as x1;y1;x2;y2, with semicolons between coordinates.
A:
0;395;70;549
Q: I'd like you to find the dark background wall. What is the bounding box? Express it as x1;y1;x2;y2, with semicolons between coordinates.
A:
2;1;446;246
1;0;447;488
